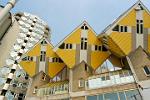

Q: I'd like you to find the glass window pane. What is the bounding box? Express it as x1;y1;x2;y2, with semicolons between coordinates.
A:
98;94;103;100
87;95;97;100
104;92;119;100
119;92;126;100
125;89;142;100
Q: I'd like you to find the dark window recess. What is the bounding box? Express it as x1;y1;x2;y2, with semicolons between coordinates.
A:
11;92;14;95
59;58;63;63
29;29;32;32
6;78;12;84
143;66;150;75
24;40;27;43
31;25;34;27
40;51;46;61
85;64;88;71
81;26;84;29
21;46;25;49
18;53;22;56
124;26;128;32
33;21;36;23
81;24;89;30
70;44;72;49
137;23;139;34
66;44;69;49
26;34;30;37
1;90;7;96
84;42;87;50
140;24;143;34
102;45;108;51
14;60;18;64
85;26;89;30
121;26;124;32
137;20;143;34
95;45;98;51
41;39;47;45
15;13;22;17
59;43;65;49
10;69;16;74
81;41;84;50
18;97;23;100
81;38;88;50
112;25;119;31
19;93;24;97
98;46;101;51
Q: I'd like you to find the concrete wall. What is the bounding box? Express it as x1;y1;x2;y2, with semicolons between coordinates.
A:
0;17;20;67
128;47;150;100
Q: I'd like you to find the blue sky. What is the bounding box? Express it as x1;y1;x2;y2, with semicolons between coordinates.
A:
1;0;150;45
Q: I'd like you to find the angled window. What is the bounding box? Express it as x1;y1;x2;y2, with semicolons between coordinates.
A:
65;43;72;49
136;20;143;34
120;26;124;32
41;39;47;45
22;56;33;61
102;45;108;51
81;38;87;50
143;66;150;76
95;45;102;51
78;78;84;88
124;26;128;32
112;25;119;31
113;25;128;33
59;43;65;49
40;51;46;61
81;24;89;30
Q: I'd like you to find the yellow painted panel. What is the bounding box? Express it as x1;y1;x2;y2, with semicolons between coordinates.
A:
64;29;81;44
46;44;54;57
88;29;102;45
48;63;65;78
19;61;36;77
148;35;150;53
91;51;110;70
107;36;125;57
110;32;132;55
56;49;76;68
27;44;41;56
118;9;136;26
143;10;150;28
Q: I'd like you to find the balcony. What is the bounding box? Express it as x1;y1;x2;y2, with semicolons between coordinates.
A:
36;81;69;96
86;70;135;89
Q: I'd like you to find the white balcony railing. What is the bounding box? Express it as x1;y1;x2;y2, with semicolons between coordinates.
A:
86;70;135;89
36;83;69;96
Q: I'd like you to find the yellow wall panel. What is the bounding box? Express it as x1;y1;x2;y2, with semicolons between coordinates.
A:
91;51;110;70
64;29;81;44
118;10;136;26
110;32;132;55
88;29;102;45
48;63;65;78
148;35;150;53
19;61;36;77
46;44;54;57
143;10;150;28
56;49;75;68
27;44;41;56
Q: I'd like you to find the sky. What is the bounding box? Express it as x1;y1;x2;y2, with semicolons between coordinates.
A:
1;0;150;45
